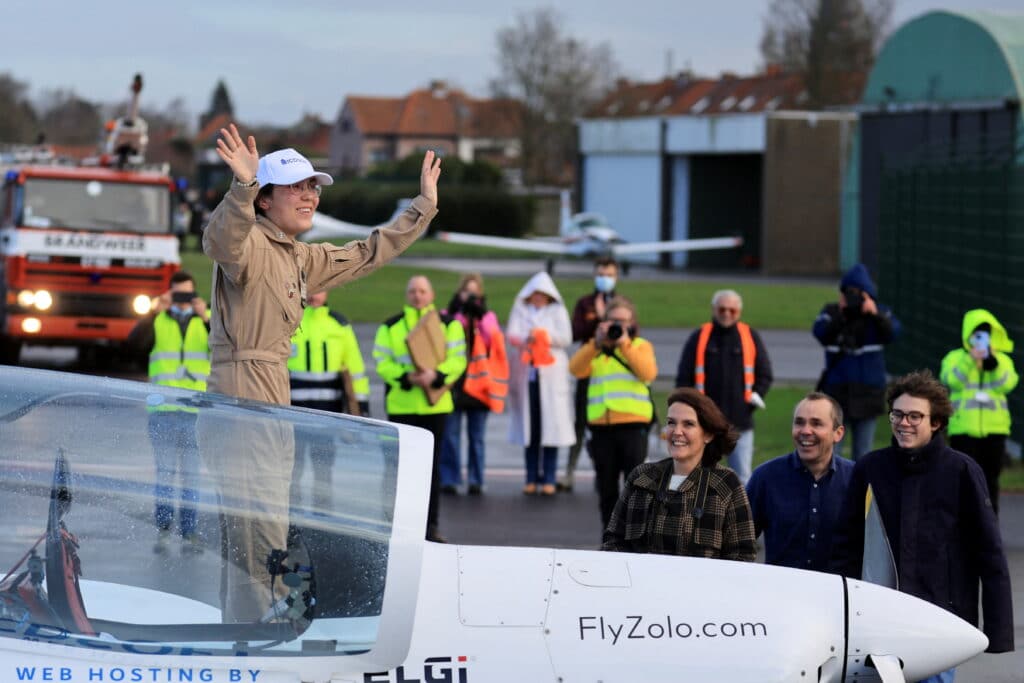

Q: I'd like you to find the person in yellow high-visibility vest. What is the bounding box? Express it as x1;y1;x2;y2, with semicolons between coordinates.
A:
940;309;1019;514
288;290;370;511
374;275;467;542
570;296;657;530
127;270;210;555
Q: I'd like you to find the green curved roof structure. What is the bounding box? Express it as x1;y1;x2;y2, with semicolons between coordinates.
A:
862;9;1024;125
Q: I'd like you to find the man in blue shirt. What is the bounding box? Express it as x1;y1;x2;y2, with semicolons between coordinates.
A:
746;392;854;571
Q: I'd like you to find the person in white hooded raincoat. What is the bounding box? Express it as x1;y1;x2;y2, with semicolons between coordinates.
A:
506;272;576;495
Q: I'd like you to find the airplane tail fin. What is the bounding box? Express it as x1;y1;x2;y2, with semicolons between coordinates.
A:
862;484;898;590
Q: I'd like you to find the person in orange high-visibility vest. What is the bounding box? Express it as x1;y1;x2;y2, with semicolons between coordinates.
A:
674;290;773;486
440;273;508;495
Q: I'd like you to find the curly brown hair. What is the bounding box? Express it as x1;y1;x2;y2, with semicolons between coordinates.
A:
666;387;740;466
886;369;954;430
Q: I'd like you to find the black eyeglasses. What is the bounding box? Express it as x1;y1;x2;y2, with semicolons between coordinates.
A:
889;410;929;426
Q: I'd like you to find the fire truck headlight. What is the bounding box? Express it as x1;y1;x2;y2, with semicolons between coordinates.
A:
133;294;153;315
33;290;53;311
16;290;35;308
22;318;41;334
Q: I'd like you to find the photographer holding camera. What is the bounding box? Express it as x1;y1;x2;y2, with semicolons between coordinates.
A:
813;263;900;460
570;296;657;531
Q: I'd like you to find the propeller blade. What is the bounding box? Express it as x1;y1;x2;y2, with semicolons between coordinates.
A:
868;654;906;683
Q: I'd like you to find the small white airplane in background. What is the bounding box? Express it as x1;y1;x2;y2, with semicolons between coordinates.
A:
301;200;413;243
0;366;991;683
436;190;743;266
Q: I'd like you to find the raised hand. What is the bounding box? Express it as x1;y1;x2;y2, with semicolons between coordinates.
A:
420;150;442;207
216;123;259;185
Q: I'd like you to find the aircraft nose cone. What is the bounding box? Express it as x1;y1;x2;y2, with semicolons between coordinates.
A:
845;579;988;681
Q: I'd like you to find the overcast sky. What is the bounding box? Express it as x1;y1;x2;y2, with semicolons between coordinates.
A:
5;0;1021;127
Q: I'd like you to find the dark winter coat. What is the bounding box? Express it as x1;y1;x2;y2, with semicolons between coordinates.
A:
830;434;1014;653
813;264;900;420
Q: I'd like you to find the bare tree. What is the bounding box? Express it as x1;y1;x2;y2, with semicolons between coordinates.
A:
37;90;102;145
491;8;619;185
0;73;39;143
761;0;893;107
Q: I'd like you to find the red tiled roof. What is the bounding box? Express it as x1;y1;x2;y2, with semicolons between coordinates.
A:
195;112;234;146
345;85;522;139
590;71;807;118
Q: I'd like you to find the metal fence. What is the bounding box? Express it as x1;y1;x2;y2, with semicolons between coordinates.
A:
878;129;1024;436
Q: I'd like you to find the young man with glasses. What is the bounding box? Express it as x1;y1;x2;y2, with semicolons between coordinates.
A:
674;289;773;485
831;370;1014;680
570;296;656;530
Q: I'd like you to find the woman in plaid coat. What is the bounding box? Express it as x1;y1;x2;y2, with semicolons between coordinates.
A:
602;387;757;560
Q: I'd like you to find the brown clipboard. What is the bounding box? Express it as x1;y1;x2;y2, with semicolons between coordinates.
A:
406;309;451;406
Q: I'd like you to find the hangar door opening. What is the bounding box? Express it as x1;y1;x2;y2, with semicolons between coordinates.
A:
686;154;761;269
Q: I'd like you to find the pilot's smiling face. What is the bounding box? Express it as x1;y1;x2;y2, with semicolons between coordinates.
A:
259;179;320;236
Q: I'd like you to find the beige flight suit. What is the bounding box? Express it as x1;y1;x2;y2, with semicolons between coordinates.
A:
199;182;436;622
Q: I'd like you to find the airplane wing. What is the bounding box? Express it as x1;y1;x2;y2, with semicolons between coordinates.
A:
302;199;413;242
435;231;571;255
302;212;376;241
435;231;744;257
611;236;744;256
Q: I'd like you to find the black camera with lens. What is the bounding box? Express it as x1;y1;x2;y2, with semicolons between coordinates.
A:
607;322;624;341
171;291;194;304
842;288;864;316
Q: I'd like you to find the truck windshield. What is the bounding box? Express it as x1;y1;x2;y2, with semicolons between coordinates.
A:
21;177;170;234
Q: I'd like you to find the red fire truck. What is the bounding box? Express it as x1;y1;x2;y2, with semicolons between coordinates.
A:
0;76;179;364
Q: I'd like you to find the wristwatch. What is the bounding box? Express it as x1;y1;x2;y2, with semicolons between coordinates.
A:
234;177;258;188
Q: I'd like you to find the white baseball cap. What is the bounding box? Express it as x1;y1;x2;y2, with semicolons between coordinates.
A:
256;148;334;189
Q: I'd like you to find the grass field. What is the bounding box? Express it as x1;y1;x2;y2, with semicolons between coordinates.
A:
179;247;833;329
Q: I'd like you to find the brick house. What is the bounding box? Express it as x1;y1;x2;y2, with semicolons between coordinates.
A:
329;80;522;175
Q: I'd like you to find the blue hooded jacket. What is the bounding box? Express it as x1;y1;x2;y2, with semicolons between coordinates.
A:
812;264;900;419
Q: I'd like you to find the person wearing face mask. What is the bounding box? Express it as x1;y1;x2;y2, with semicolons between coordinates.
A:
561;257;621;492
831;370;1015;677
939;309;1018;514
440;273;506;495
127;270;211;555
602;388;756;560
569;297;656;530
507;272;575;496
